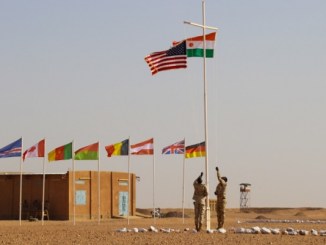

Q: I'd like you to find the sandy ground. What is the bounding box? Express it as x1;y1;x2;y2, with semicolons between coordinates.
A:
1;208;326;244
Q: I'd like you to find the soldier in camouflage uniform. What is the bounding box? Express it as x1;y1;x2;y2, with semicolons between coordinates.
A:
192;172;208;231
214;166;228;229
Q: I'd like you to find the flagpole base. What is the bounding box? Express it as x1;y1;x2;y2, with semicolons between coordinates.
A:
206;206;211;231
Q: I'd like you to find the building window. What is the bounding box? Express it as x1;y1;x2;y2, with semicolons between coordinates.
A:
75;190;86;205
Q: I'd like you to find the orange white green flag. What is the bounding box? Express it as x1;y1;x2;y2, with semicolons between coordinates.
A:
173;32;216;58
74;142;99;160
186;32;216;58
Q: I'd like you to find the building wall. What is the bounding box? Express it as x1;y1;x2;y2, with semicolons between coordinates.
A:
69;171;136;220
47;174;69;220
0;175;15;219
111;172;136;217
0;174;69;220
0;171;135;220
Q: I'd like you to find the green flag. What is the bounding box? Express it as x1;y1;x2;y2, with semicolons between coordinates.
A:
75;142;99;160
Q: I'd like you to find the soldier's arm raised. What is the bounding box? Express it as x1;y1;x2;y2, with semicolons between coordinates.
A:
216;166;223;183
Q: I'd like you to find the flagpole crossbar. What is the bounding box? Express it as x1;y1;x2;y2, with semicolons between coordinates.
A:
183;21;218;30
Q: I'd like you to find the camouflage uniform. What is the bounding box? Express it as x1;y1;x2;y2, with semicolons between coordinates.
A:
193;178;208;231
215;170;227;229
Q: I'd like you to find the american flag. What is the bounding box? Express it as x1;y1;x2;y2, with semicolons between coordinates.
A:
0;138;22;158
145;41;187;75
162;140;185;154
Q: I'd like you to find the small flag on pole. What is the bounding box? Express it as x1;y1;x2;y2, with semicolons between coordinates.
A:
0;138;22;158
185;141;205;158
75;142;99;160
48;142;72;162
105;139;129;157
23;139;45;161
162;140;185;154
130;138;154;155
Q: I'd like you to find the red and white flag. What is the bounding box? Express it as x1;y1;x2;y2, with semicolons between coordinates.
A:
23;139;45;161
130;138;154;155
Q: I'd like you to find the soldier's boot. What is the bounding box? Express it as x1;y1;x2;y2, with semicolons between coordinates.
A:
220;218;224;229
219;218;224;229
219;221;224;229
198;223;202;231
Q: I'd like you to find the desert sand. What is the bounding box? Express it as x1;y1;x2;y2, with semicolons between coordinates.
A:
1;208;326;244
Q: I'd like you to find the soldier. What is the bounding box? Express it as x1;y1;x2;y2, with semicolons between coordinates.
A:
214;166;228;229
192;172;208;231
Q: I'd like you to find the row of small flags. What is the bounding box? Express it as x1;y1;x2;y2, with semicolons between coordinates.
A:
0;138;206;161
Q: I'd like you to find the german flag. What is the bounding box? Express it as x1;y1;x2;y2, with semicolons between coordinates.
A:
185;141;205;158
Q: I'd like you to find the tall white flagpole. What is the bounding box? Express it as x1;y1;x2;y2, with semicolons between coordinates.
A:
201;0;211;231
41;138;46;225
98;141;101;225
184;0;218;231
127;137;131;225
182;138;186;224
72;140;76;226
19;137;23;226
153;140;156;224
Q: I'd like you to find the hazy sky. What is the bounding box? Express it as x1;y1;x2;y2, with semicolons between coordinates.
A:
1;0;326;209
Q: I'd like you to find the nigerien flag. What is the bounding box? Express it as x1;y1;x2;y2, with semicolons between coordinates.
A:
186;32;216;58
48;142;72;162
105;139;129;157
173;32;216;58
185;141;206;158
75;142;99;160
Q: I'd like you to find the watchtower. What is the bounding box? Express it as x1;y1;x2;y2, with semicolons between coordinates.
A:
240;183;251;211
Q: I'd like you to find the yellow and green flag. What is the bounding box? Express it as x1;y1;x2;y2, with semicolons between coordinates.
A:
74;142;99;160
